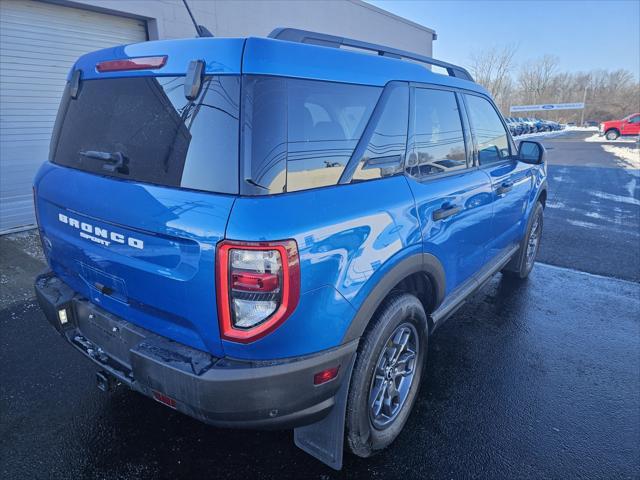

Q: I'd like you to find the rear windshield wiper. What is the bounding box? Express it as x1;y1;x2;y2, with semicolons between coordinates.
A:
79;150;129;174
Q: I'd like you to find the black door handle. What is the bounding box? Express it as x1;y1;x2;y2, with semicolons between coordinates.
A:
432;204;461;221
496;182;513;195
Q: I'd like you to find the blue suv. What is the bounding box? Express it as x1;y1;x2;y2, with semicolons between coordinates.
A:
33;29;547;469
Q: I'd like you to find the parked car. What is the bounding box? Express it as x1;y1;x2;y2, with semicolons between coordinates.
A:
505;117;525;136
527;119;540;132
33;28;548;470
600;113;640;140
541;119;561;131
517;117;536;133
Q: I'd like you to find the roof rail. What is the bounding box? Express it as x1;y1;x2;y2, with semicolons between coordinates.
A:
268;27;474;82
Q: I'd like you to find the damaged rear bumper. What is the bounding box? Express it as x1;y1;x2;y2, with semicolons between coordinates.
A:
34;271;357;429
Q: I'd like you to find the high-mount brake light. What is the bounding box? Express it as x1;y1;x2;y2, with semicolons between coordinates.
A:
96;56;167;73
216;240;300;343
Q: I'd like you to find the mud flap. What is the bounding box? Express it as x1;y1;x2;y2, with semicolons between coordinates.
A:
293;352;356;470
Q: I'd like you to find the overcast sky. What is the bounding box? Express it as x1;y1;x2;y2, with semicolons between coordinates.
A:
367;0;640;78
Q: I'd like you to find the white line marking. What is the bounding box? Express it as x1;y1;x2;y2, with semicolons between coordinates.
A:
536;262;640;286
590;191;640;207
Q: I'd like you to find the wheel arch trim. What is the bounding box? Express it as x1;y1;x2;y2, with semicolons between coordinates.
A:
341;253;445;343
535;181;548;207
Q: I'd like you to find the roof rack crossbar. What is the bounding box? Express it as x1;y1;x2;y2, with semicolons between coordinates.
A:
268;28;474;82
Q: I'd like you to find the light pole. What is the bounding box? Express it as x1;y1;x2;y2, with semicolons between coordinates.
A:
579;85;588;126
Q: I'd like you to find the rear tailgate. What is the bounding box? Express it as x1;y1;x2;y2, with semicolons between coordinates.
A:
33;39;245;356
35;167;232;356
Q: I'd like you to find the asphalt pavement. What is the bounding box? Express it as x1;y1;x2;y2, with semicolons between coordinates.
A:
536;131;639;281
1;131;638;479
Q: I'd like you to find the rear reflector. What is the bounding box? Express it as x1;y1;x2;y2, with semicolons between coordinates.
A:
152;390;177;409
96;56;167;73
314;366;340;385
231;272;279;292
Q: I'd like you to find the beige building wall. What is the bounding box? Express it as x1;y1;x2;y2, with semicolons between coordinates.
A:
55;0;435;56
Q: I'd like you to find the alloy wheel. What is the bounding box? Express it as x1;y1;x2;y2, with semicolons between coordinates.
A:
525;214;542;270
368;323;419;430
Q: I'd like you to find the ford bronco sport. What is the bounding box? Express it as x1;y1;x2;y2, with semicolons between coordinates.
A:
33;28;547;469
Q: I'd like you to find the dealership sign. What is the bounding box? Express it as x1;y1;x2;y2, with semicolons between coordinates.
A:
510;102;585;112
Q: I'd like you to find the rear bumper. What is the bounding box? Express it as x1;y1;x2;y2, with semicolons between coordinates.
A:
35;271;357;429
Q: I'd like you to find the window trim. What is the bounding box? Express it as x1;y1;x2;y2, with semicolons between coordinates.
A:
456;91;475;168
339;81;410;184
403;84;472;184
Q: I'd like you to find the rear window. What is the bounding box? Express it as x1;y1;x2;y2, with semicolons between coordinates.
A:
50;75;240;194
241;76;382;194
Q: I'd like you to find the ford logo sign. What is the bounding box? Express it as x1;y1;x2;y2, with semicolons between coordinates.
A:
542;105;554;110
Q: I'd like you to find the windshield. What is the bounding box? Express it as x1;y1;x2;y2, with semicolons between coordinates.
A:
50;75;240;194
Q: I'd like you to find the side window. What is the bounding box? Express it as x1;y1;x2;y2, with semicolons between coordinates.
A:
628;115;640;124
464;94;511;165
352;84;409;181
242;76;288;194
241;76;381;194
406;88;467;179
286;80;381;192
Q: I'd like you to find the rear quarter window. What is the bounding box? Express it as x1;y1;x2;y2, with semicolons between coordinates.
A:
241;76;381;194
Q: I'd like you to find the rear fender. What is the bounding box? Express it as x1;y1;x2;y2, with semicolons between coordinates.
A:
342;252;445;343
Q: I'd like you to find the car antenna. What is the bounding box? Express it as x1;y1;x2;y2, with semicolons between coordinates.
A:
181;0;214;37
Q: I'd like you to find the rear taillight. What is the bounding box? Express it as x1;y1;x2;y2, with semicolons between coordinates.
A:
216;240;300;343
96;56;167;72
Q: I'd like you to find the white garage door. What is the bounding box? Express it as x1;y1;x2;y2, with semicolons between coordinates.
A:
0;0;147;233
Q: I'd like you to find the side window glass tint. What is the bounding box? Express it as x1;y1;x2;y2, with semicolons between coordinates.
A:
286;80;380;192
406;88;467;179
465;94;511;165
629;115;640;124
242;76;288;194
242;77;381;194
352;84;409;181
179;76;240;193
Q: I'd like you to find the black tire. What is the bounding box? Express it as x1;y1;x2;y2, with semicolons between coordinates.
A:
605;129;620;141
346;293;428;458
503;201;544;279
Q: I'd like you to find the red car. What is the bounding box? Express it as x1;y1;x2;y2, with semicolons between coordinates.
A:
599;113;640;140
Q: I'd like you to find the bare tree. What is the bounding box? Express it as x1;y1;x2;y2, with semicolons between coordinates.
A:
469;46;639;123
468;44;518;112
517;55;559;104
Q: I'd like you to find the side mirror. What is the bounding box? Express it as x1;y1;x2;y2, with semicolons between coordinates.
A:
518;140;545;164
